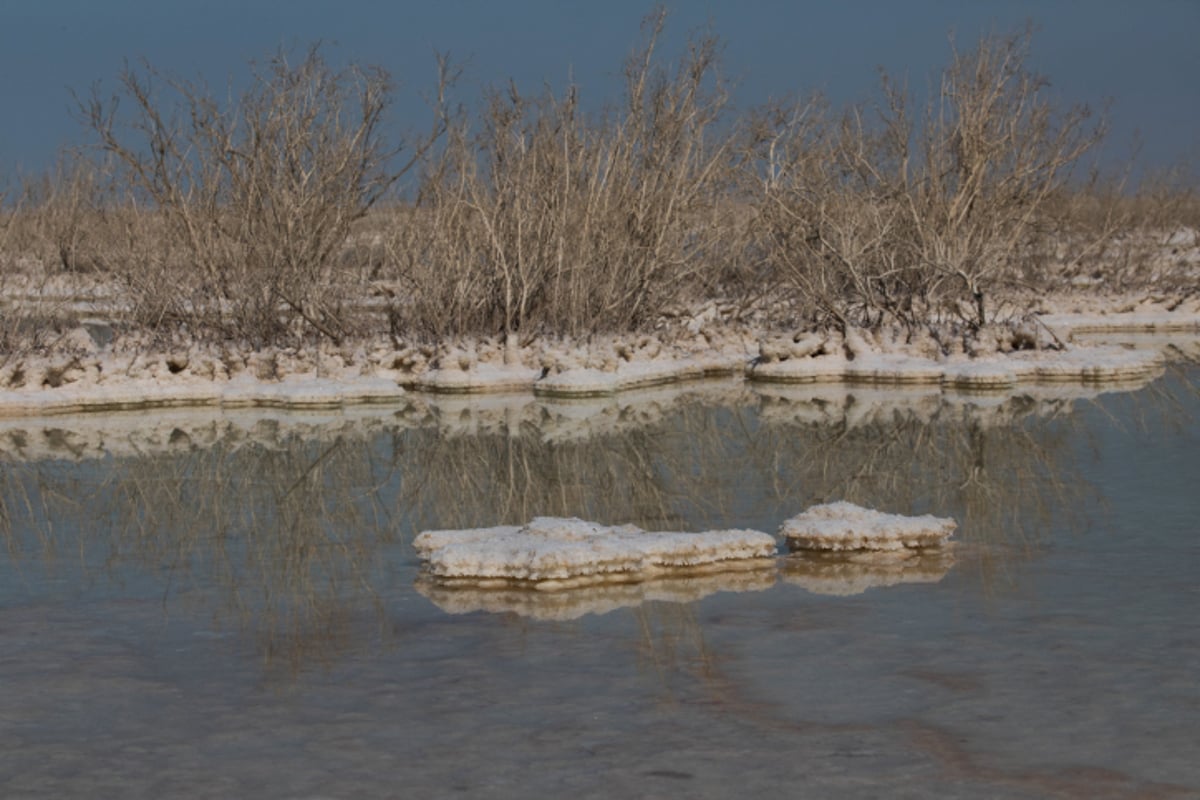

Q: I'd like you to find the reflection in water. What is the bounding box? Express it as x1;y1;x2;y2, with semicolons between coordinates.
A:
780;550;957;596
0;368;1194;676
416;566;777;621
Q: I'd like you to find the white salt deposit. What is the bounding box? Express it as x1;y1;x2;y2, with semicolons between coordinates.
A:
416;363;540;393
748;346;1163;389
844;355;947;385
0;307;1191;418
533;352;744;397
0;375;404;417
1040;310;1200;335
413;516;778;590
780;501;956;552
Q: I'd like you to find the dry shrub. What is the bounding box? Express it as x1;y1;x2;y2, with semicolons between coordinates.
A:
0;172;90;359
12;155;128;274
2;21;1193;353
386;10;737;340
750;26;1104;334
80;44;435;346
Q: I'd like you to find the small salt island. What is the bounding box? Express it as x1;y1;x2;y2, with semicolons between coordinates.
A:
413;516;778;591
781;501;957;552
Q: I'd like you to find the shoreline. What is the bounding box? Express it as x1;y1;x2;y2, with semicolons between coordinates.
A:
0;305;1197;419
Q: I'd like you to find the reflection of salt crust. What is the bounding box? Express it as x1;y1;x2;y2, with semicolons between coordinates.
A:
416;568;776;620
413;517;778;590
781;550;955;596
781;502;956;551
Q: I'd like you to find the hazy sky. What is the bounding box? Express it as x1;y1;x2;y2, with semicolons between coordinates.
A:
1;0;1197;176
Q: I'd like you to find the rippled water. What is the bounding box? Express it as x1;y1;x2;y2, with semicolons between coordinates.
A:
0;365;1197;798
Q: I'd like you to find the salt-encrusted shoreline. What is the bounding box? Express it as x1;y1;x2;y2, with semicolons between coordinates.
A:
0;305;1196;417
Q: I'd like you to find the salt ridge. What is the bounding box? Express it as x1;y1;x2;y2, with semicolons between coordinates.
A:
413;517;777;590
781;502;957;552
0;309;1195;416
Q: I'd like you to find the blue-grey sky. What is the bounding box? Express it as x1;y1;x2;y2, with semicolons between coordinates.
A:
1;1;1197;177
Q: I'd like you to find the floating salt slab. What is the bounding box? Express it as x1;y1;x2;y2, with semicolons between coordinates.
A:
413;516;778;590
416;568;776;620
781;501;956;552
780;550;956;596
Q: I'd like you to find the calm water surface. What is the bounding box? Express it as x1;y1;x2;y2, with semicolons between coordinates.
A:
0;364;1197;798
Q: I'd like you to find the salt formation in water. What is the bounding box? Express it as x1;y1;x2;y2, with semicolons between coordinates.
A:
416;568;776;620
781;502;956;552
413;516;778;590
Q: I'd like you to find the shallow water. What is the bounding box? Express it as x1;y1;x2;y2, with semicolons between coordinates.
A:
1;366;1198;798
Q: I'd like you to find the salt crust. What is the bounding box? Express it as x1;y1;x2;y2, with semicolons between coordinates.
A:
413;517;778;590
533;353;744;397
416;364;541;394
752;346;1165;388
0;375;404;417
416;568;776;620
780;550;956;596
780;501;957;552
0;310;1194;416
1039;311;1200;335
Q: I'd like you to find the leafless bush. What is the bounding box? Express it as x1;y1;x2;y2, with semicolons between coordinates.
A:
0;172;92;360
13;155;124;274
80;44;437;345
0;22;1192;353
750;26;1105;335
385;10;738;341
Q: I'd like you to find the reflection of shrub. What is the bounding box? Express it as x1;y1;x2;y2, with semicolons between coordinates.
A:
80;45;430;345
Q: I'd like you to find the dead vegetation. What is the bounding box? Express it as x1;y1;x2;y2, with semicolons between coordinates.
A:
0;14;1195;356
747;26;1108;336
384;10;735;341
